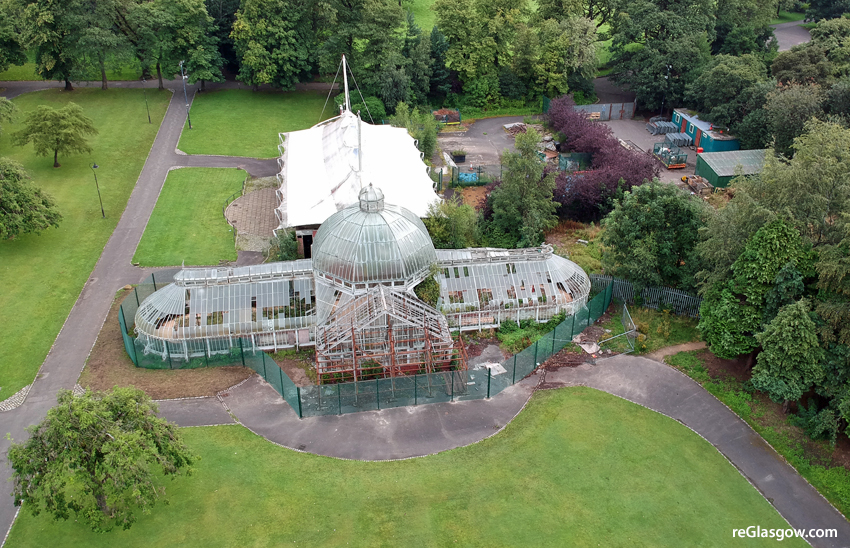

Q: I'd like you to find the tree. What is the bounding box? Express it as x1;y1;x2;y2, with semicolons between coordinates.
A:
389;102;439;159
423;194;479;249
0;96;16;135
601;180;708;291
231;0;312;90
815;219;850;345
699;220;811;359
13;103;98;168
807;0;850;21
771;44;833;85
9;387;196;532
688;54;768;128
611;33;712;112
533;16;598;97
764;83;824;157
428;26;452;102
752;299;825;412
16;0;90;90
0;157;62;239
487;128;557;247
0;1;26;73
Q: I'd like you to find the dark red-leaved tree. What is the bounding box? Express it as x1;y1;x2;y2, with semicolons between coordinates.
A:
547;95;658;221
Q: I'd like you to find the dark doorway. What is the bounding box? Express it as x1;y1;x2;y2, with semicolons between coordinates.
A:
303;234;313;258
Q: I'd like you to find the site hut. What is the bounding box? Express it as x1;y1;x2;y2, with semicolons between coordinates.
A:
695;149;769;188
672;109;740;153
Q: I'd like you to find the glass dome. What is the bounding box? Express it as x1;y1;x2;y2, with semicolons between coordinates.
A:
312;185;437;286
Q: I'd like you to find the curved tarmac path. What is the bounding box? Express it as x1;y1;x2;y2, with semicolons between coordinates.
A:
1;78;849;547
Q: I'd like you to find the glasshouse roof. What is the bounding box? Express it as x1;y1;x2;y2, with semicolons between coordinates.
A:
276;110;441;228
311;185;437;286
697;149;769;177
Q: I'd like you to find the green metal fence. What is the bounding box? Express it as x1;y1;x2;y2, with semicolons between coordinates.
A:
119;276;615;418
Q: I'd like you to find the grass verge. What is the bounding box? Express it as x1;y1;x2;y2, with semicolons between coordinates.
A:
599;306;701;354
176;89;332;158
133;168;246;267
770;11;806;24
667;350;850;517
6;387;804;547
0;88;171;398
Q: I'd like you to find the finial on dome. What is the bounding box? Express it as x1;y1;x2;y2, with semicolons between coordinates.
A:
359;184;385;212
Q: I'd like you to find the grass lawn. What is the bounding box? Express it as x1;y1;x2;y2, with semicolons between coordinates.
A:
133;168;246;267
403;0;436;31
6;387;804;547
0;88;171;398
1;51;147;81
176;89;332;158
770;11;806;24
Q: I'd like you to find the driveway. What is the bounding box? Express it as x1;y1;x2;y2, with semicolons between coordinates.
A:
436;116;523;166
772;21;812;51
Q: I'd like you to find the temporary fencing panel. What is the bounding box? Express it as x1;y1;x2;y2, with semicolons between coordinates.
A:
590;274;702;317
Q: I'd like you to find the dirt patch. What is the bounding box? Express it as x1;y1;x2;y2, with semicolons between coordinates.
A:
694;349;752;383
269;349;316;387
544;350;590;369
463;333;506;360
459;185;489;209
79;289;254;400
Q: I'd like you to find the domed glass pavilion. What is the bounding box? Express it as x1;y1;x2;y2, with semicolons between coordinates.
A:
134;187;592;383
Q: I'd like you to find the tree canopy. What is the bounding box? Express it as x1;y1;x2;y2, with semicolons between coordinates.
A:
601;180;708;291
12;102;98;168
9;387;196;532
0;157;62;239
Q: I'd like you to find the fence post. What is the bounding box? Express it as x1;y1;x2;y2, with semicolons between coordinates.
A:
376;378;380;410
533;341;538;367
512;354;517;384
414;375;418;405
570;313;576;339
451;371;455;402
261;349;267;378
552;324;557;354
278;366;285;397
152;272;157;291
337;384;342;415
487;367;491;398
296;387;303;418
134;287;140;307
239;337;246;367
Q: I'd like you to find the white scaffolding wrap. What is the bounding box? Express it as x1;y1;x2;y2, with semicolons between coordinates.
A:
275;110;441;228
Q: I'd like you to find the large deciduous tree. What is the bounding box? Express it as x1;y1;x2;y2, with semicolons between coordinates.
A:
16;0;89;90
601;180;708;291
423;194;479;249
231;0;313;90
688;54;768;128
12;103;98;168
487;128;557;247
0;1;26;73
9;387;196;532
0;158;62;239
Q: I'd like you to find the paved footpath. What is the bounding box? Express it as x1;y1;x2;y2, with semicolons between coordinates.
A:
0;79;278;542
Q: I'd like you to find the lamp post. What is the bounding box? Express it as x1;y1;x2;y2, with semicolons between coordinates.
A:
659;64;672;118
90;163;105;218
141;78;151;124
179;60;192;129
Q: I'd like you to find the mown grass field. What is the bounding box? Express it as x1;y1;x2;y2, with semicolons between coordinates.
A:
0;51;146;81
0;88;171;398
176;90;332;158
133;168;246;267
403;0;436;31
6;388;803;547
770;11;806;24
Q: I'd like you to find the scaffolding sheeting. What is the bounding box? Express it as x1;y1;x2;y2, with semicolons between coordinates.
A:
275;110;441;229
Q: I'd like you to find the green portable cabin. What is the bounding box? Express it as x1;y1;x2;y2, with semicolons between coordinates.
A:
695;149;769;188
672;109;740;153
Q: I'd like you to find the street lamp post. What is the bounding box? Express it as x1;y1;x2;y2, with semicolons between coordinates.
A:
90;163;105;219
179;60;192;129
659;64;672;118
141;78;151;124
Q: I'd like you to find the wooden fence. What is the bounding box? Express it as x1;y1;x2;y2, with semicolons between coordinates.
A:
589;275;702;318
